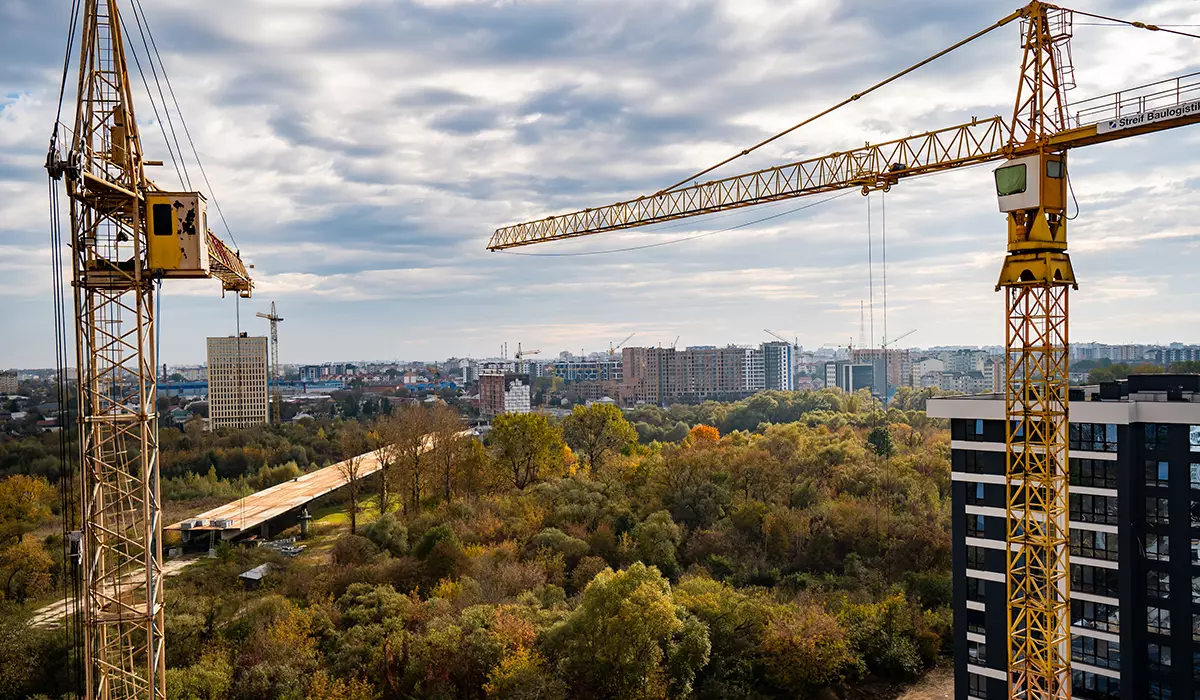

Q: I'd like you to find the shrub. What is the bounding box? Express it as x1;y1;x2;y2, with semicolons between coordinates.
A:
362;513;409;556
332;535;378;567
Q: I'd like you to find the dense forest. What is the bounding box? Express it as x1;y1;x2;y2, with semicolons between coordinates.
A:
0;389;952;700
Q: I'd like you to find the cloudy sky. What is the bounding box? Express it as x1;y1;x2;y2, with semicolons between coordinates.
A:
2;0;1200;368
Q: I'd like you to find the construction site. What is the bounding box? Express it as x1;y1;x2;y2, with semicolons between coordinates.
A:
11;1;1200;699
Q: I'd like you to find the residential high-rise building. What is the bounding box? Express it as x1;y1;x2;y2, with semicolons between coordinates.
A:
743;348;766;393
479;373;531;417
0;371;17;394
206;335;269;429
929;374;1200;700
824;361;875;394
762;341;794;391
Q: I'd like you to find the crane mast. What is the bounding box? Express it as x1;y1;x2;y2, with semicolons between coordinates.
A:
46;2;252;698
1000;7;1074;699
488;3;1200;698
257;302;284;423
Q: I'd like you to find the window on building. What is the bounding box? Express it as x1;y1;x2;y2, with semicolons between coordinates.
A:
1072;599;1120;633
967;577;987;602
1146;424;1170;452
967;482;986;505
1147;497;1170;525
966;514;985;537
963;450;990;473
1193;576;1200;605
1193;538;1200;565
965;418;986;442
1071;670;1120;700
1070;494;1118;524
1072;636;1120;670
1194;614;1200;642
1190;425;1200;452
1071;458;1118;489
1147;606;1171;635
1072;564;1119;597
1070;423;1118;452
1148;642;1171;673
1146;460;1170;488
1072;530;1118;561
967;609;986;635
1147;569;1171;600
1148;680;1173;700
967;672;987;699
966;546;986;569
1146;535;1170;562
968;640;987;664
1192;501;1200;528
1193;463;1200;489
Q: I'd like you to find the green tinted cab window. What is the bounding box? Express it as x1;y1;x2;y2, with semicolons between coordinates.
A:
995;163;1027;196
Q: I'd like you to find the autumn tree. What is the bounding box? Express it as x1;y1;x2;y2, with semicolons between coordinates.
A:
0;475;55;548
490;413;566;490
393;404;431;514
685;424;720;447
429;402;468;503
759;603;860;693
337;423;368;534
370;417;399;514
562;403;636;474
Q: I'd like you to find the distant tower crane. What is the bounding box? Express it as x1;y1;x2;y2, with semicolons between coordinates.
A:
487;4;1200;697
609;332;636;360
514;342;540;360
256;302;284;423
44;1;253;698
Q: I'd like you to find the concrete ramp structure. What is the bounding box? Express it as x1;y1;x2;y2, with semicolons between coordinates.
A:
167;447;388;543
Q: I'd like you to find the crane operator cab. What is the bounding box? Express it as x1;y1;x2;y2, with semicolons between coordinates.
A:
994;153;1067;214
146;191;212;278
993;152;1075;289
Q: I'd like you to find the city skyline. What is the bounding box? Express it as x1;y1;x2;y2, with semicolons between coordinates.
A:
4;1;1200;368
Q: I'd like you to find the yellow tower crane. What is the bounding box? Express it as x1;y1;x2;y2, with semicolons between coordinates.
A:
257;302;285;423
45;2;252;698
488;3;1200;698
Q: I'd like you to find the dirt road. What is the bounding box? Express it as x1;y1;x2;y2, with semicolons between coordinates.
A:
28;556;201;629
897;666;953;700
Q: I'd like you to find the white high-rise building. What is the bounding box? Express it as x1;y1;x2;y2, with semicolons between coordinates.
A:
743;348;765;392
206;335;269;430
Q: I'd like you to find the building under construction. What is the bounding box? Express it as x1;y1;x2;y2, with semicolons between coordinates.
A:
930;375;1200;700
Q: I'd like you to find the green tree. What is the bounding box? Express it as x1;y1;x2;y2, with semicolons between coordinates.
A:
634;511;682;578
562;403;636;474
866;426;894;458
490;413;565;489
545;562;710;700
166;646;234;700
